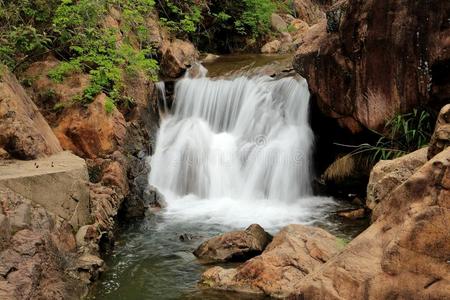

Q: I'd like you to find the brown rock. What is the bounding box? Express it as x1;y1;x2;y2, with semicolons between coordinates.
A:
200;225;341;297
292;0;326;25
22;56;90;125
0;214;10;251
293;148;450;299
336;208;365;220
194;224;272;263
428;104;450;159
54;93;126;159
161;39;199;78
0;65;62;159
366;147;428;213
294;0;450;133
261;40;282;54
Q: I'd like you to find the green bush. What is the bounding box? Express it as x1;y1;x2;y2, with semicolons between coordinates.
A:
0;0;159;107
157;0;278;50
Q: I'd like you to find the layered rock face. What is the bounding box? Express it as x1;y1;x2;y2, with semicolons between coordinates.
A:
0;174;95;299
0;66;62;159
294;0;450;132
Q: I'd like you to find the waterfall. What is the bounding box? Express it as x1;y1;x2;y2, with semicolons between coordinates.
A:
149;68;334;229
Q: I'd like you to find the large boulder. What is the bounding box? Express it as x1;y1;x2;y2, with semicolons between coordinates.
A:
161;39;199;78
200;225;341;297
0;65;62;159
294;0;450;133
194;224;272;263
0;151;91;229
292;148;450;299
428;104;450;159
366;147;428;213
54;93;127;159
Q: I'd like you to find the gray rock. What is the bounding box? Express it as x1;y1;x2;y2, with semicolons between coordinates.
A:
10;203;31;231
143;185;167;208
271;13;288;32
0;214;11;251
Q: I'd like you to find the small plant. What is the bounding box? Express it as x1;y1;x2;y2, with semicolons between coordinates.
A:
104;97;116;114
336;109;433;162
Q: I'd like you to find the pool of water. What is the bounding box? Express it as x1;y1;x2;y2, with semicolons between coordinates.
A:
88;199;368;300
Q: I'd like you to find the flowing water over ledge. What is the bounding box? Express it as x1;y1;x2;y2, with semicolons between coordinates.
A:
89;55;369;300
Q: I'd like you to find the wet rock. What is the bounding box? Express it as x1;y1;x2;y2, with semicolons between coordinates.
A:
336;208;365;220
144;185;167;208
74;254;104;283
428;104;450;159
366;147;428;214
179;233;195;242
261;40;282;54
293;148;450;299
200;225;341;297
194;224;272;263
161;39;199;78
271;13;288;32
0;65;62;159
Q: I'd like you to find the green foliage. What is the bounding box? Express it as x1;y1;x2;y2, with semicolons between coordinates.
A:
340;109;433;162
104;97;116;114
1;0;159;107
157;0;278;49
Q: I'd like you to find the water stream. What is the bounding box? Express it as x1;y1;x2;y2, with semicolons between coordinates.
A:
89;56;368;300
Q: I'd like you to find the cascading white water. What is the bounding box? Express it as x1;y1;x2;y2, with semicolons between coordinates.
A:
149;67;335;229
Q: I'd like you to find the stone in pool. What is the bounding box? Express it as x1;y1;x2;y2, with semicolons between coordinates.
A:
193;224;272;263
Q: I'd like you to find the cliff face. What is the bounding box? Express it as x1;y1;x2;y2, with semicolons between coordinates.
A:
294;0;450;133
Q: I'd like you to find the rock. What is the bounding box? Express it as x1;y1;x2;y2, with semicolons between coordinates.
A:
0;151;91;229
336;208;365;220
50;221;77;254
161;39;199;78
74;254;104;283
21;55;90;125
76;224;99;249
428;104;450;159
366;147;428;213
89;183;121;232
194;224;272;263
143;185;167;208
0;65;62;159
261;40;282;54
202;53;220;63
0;214;11;251
294;0;450;133
292;0;326;25
293;148;450;299
200;225;341;297
54;93;127;159
9;202;31;232
271;13;288;32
